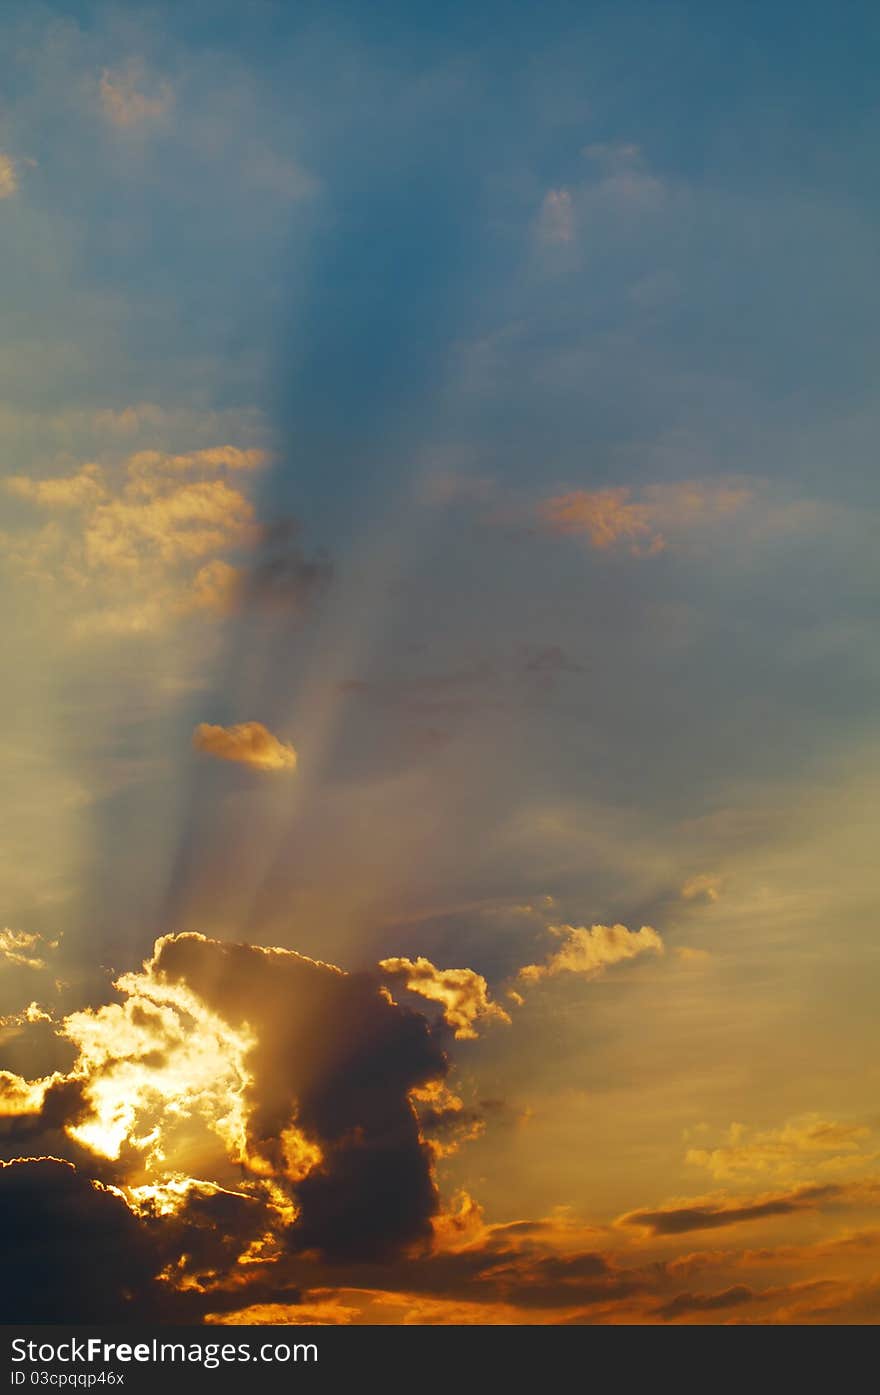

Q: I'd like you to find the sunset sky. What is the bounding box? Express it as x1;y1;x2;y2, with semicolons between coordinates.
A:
3;0;880;1326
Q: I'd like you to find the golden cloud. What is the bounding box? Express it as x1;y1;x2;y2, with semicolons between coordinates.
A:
6;465;106;509
519;922;663;983
0;443;291;635
379;956;511;1040
0;154;18;199
193;721;298;772
0;929;58;972
7;928;879;1326
681;873;722;903
685;1116;875;1183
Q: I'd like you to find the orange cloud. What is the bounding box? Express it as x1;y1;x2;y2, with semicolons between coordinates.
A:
618;1182;847;1236
519;923;663;984
379;956;511;1040
538;479;754;554
190;559;242;615
0;929;57;972
6;465;106;509
685;1116;875;1183
1;444;273;634
539;487;656;550
681;872;722;903
0;154;18;199
193;721;298;772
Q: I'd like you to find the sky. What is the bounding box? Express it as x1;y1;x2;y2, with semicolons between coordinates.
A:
2;0;880;1326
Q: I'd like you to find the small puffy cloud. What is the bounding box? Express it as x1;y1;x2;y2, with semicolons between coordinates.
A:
379;956;511;1040
0;154;18;198
537;188;575;245
193;720;297;772
519;923;663;984
537;479;754;555
681;873;722;903
100;64;174;129
686;1116;875;1182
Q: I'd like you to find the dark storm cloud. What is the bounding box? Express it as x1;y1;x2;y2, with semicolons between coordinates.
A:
149;933;448;1261
0;1158;291;1323
0;1157;165;1322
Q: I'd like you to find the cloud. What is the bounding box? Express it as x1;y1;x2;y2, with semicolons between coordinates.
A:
100;64;174;129
2;446;327;635
239;548;333;614
0;154;18;198
126;447;270;475
5;464;106;509
0;929;57;972
685;1116;875;1182
0;1158;165;1322
655;1283;757;1321
519;923;663;984
539;487;657;551
0;1002;52;1028
0;931;453;1279
618;1182;843;1236
6;932;876;1325
136;932;449;1261
379;957;511;1040
537;189;575;245
190;559;241;615
84;478;255;570
681;873;722;903
193;721;298;772
537;479;754;555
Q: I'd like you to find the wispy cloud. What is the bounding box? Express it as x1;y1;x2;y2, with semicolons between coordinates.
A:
537;479;754;555
99;63;174;129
